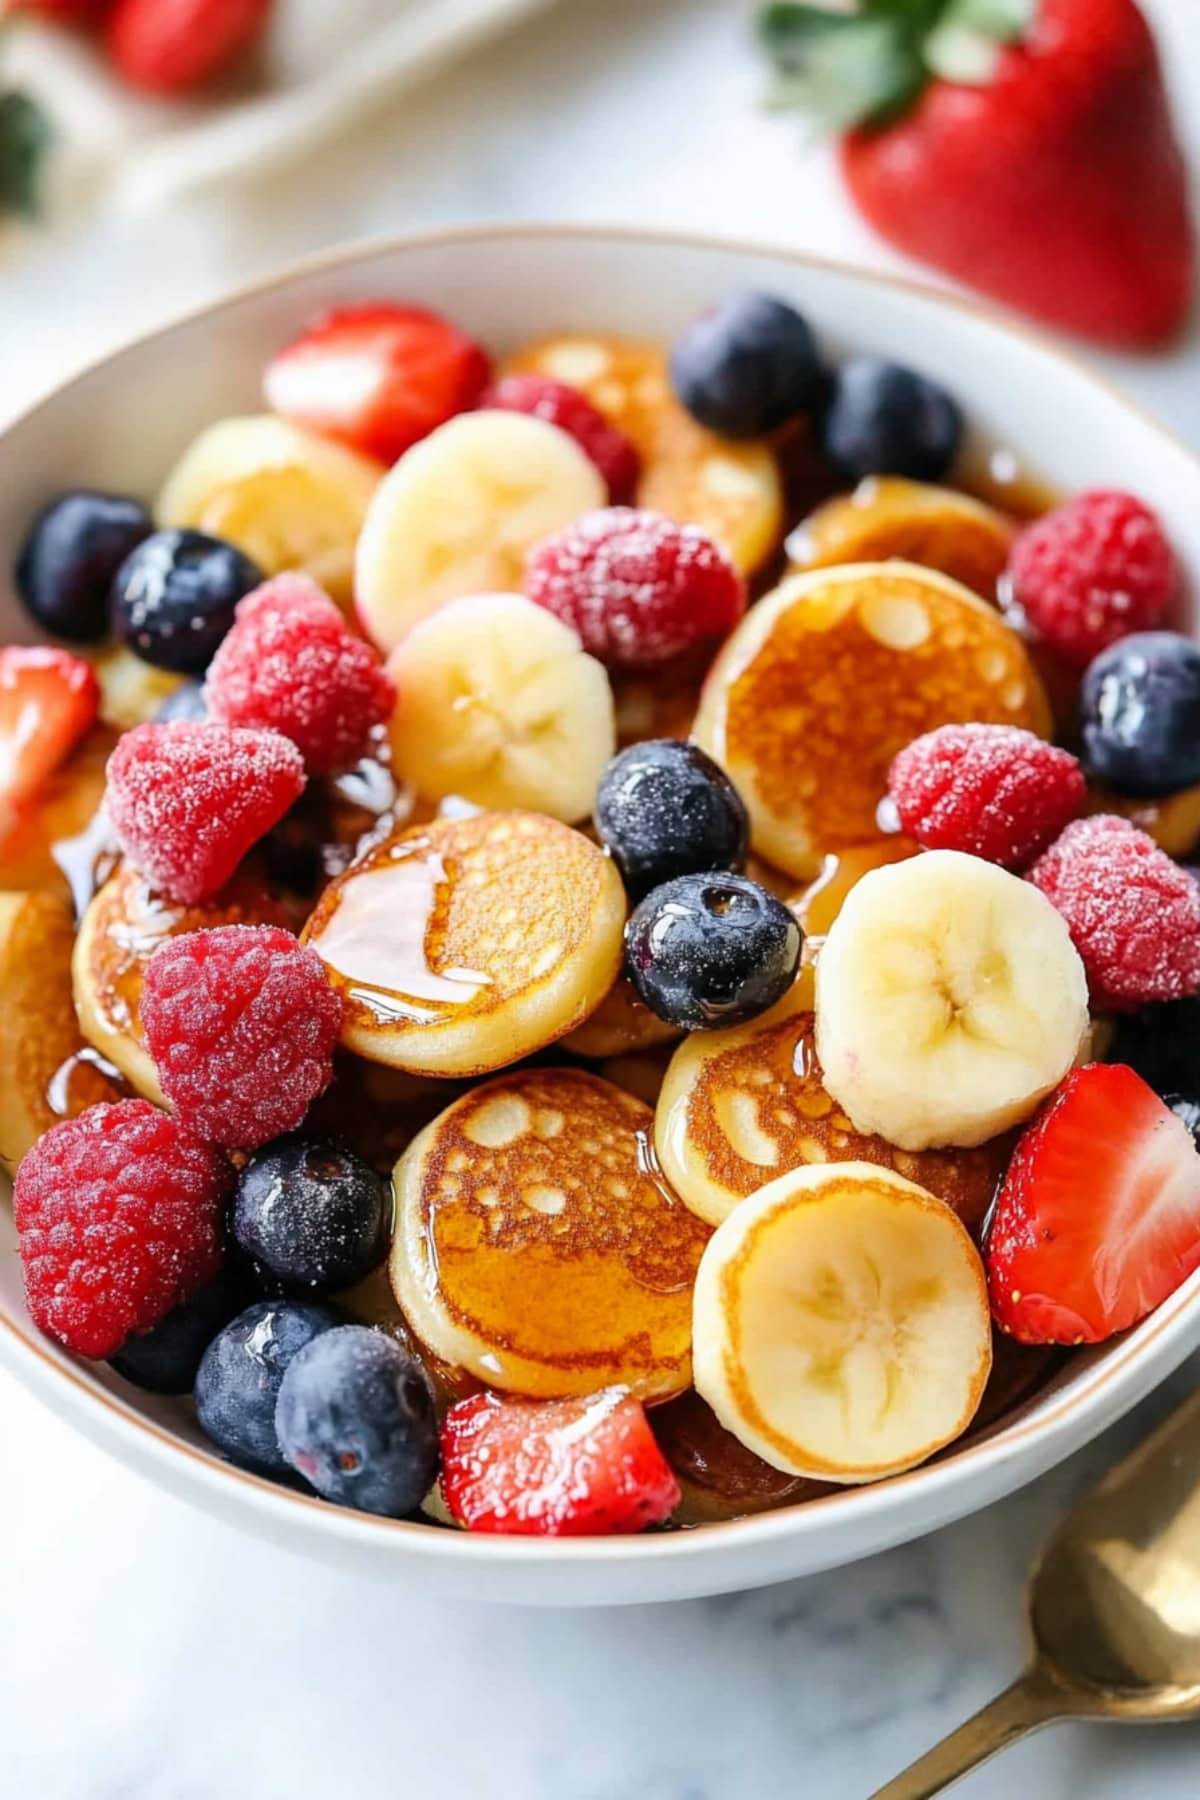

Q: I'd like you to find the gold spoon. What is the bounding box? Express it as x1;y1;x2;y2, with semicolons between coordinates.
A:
871;1385;1200;1798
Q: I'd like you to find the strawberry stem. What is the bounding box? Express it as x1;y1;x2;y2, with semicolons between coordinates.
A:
0;89;52;218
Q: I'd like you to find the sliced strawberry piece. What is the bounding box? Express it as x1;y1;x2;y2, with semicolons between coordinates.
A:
0;646;99;810
440;1387;680;1536
263;304;492;466
105;0;272;96
987;1063;1200;1344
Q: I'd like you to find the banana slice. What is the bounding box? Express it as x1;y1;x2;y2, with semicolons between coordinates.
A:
390;1066;710;1400
156;415;384;607
0;891;126;1175
302;810;625;1078
692;1162;992;1482
385;593;615;823
354;411;605;654
787;478;1016;599
502;335;783;575
816;850;1088;1152
692;562;1051;880
73;859;295;1104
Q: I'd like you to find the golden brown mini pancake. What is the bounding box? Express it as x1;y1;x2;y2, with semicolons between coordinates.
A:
302;811;625;1079
693;562;1051;879
611;643;714;747
652;1388;831;1525
391;1066;711;1400
789;839;920;938
561;970;681;1060
787;478;1016;599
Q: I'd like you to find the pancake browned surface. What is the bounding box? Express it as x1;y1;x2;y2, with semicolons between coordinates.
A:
693;562;1051;880
303;811;625;1078
653;1389;831;1524
563;969;682;1060
391;1066;711;1400
656;978;1009;1232
787;478;1016;599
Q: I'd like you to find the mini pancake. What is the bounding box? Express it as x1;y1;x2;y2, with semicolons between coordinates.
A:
501;334;783;574
1089;781;1200;859
652;1389;831;1525
790;839;920;938
786;478;1016;600
656;973;1010;1232
302;812;625;1079
692;561;1051;880
611;643;714;747
561;970;682;1060
390;1066;711;1400
73;858;293;1105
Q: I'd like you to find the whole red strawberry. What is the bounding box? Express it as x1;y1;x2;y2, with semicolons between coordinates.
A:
106;0;273;96
760;0;1194;346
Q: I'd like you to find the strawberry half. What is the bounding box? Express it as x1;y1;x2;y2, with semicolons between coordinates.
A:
440;1388;681;1536
263;304;492;466
0;645;99;812
987;1063;1200;1344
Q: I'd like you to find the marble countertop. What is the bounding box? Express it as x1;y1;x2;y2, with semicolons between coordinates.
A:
4;2;1200;1795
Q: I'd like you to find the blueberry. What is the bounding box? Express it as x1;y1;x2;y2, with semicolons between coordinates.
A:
1080;632;1200;797
822;357;962;483
154;679;209;724
232;1136;392;1299
274;1325;438;1516
669;292;825;437
110;528;262;673
195;1299;341;1473
595;739;749;900
15;490;152;643
110;1265;249;1396
1110;995;1200;1100
625;871;802;1029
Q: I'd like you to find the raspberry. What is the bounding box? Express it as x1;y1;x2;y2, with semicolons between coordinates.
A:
205;575;395;775
141;925;343;1149
106;721;305;904
524;507;745;668
888;724;1086;870
1005;491;1175;668
1029;814;1200;1011
14;1100;230;1360
480;374;640;503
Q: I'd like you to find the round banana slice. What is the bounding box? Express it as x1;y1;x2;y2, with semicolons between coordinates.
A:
502;334;783;575
354;411;605;653
302;811;625;1078
385;593;615;823
692;1162;992;1483
787;478;1016;599
816;850;1088;1152
73;859;294;1104
692;561;1051;880
390;1066;711;1400
156;415;384;607
562;970;682;1060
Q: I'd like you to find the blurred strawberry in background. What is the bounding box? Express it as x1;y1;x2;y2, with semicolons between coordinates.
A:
760;0;1195;346
10;0;275;94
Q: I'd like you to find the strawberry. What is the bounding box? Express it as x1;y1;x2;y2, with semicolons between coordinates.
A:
0;646;99;815
263;304;492;466
987;1064;1200;1344
105;0;273;96
440;1388;681;1536
759;0;1194;346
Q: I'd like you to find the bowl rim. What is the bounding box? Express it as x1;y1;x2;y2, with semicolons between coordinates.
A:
4;217;1200;1569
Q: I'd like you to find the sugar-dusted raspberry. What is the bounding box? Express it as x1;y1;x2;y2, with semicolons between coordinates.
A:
1029;814;1200;1012
480;374;640;503
14;1100;230;1359
524;507;745;668
888;724;1086;870
1005;491;1175;668
106;720;306;904
204;575;395;775
142;925;343;1149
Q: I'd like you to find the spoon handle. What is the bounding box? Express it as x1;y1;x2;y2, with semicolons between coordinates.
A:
867;1668;1067;1799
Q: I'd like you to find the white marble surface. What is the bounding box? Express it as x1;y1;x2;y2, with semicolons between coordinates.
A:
4;2;1200;1796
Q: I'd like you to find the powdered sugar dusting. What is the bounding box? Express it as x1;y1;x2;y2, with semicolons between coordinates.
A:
889;723;1086;869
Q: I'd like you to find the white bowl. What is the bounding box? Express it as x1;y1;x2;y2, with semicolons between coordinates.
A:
3;224;1200;1606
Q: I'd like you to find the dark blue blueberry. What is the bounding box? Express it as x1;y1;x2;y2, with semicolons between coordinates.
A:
274;1326;438;1517
154;679;209;724
195;1299;341;1473
595;738;749;900
1110;995;1200;1101
1080;632;1200;797
110;1265;249;1395
232;1136;392;1299
822;357;962;483
625;871;801;1030
15;490;152;643
1165;1094;1200;1148
110;528;262;673
669;292;825;438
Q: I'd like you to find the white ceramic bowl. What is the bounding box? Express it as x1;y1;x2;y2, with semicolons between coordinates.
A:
3;225;1200;1606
